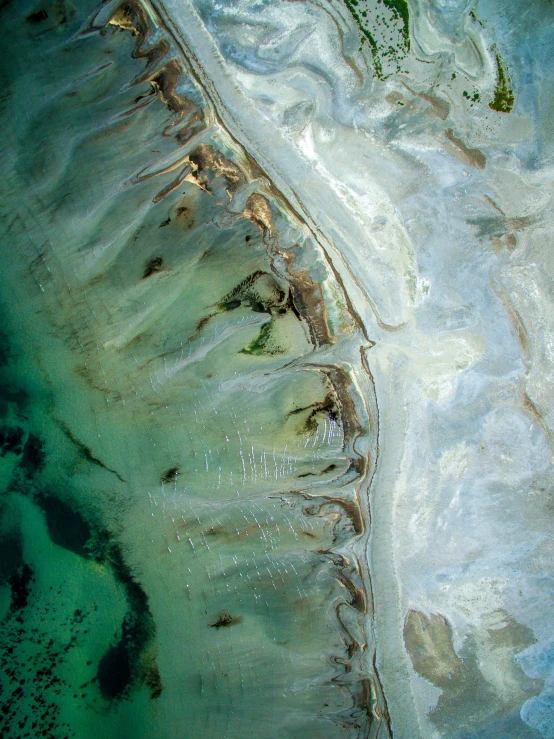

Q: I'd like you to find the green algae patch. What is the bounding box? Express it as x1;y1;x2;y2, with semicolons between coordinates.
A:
342;0;411;79
463;89;481;104
489;53;514;113
382;0;410;50
241;321;283;356
241;321;272;355
343;0;384;79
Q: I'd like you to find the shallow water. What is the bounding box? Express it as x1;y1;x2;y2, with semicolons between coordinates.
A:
0;1;384;737
1;0;553;738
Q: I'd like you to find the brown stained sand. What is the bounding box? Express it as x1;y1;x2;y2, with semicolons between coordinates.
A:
107;2;205;128
402;82;450;120
276;239;342;348
286;393;338;432
188;143;245;193
297;463;338;478
152;165;191;202
491;233;517;254
444;129;486;170
490;275;531;359
301;492;363;539
522;391;554;448
419;91;450;121
146;62;204;133
483;194;506;217
104;6;340;358
284;365;364;455
148;59;186;115
108;2;146;37
243;192;274;235
404;609;542;733
336;571;366;613
322;497;363;537
326;366;364;447
404;611;464;689
288;273;332;348
138;37;171;78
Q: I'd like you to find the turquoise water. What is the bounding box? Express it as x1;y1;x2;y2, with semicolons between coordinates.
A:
0;1;382;737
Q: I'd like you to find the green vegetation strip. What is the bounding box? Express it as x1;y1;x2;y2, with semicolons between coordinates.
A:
489;53;514;113
382;0;410;50
343;0;384;79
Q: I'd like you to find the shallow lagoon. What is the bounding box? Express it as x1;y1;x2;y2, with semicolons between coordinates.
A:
1;0;553;738
0;1;383;736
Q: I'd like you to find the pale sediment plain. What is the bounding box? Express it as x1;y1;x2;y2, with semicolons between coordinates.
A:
0;0;553;738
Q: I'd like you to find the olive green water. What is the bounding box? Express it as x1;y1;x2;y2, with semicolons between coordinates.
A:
0;1;382;737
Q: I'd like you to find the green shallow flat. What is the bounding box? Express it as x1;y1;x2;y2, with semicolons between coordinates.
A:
0;2;384;736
